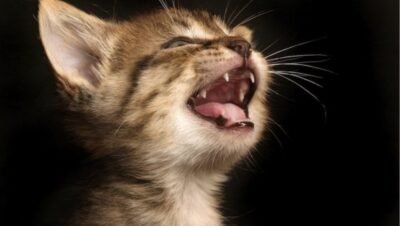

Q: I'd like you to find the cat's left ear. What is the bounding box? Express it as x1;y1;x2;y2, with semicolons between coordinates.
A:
39;0;116;89
232;25;253;42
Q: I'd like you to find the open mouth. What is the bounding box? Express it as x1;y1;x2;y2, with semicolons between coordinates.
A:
187;67;257;129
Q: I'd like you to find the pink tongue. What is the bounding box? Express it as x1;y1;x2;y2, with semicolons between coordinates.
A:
194;102;247;127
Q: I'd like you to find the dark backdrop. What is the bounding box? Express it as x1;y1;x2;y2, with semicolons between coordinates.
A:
0;0;398;226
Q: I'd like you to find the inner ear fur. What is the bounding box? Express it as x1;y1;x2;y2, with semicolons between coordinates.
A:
39;0;116;89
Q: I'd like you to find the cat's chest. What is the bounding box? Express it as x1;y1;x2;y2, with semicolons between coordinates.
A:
173;182;222;226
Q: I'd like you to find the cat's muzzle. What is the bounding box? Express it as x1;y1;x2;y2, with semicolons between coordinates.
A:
187;66;257;129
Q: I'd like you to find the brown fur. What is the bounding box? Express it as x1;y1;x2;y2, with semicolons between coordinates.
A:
38;0;270;225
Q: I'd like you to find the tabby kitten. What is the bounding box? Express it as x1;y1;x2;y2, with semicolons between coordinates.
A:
38;0;270;225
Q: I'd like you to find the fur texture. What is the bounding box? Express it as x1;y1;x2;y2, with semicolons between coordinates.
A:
38;0;270;225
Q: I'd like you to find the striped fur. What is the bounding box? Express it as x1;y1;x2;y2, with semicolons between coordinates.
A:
38;0;270;225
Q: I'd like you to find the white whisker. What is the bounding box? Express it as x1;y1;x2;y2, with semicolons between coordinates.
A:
242;148;258;171
223;0;231;23
268;128;283;149
268;118;288;137
266;38;326;59
114;119;128;137
271;71;323;88
273;73;321;102
112;0;118;21
158;0;174;21
228;0;254;27
272;59;329;64
260;39;280;54
269;62;335;74
268;53;328;62
270;59;329;64
158;0;167;9
272;70;323;79
267;87;294;101
227;2;240;27
235;10;273;28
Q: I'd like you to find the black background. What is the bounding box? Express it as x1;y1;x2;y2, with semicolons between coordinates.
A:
0;0;398;226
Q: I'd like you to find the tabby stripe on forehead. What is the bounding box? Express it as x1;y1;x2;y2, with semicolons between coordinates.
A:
192;11;224;34
174;19;190;29
119;55;154;114
164;70;183;86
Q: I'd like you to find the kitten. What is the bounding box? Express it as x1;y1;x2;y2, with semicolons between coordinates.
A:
38;0;270;225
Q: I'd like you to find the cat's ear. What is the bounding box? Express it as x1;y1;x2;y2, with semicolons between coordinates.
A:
232;26;253;42
39;0;114;89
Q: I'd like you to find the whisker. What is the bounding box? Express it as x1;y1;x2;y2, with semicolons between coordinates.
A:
269;57;304;63
272;70;323;79
228;0;254;27
32;14;38;22
112;0;118;21
272;59;330;65
273;73;321;102
270;59;329;64
269;62;335;74
227;2;240;27
158;0;174;21
260;39;280;54
91;4;111;16
268;54;328;62
271;71;323;88
235;10;273;28
267;87;294;101
268;128;284;149
242;148;258;171
158;0;167;9
266;37;326;59
223;0;231;24
268;118;288;137
114;119;128;137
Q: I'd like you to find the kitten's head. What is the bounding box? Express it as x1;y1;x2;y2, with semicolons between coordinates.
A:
39;0;270;171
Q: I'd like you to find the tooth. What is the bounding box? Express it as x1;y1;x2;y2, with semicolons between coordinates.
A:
250;72;255;83
224;73;230;82
200;89;207;99
239;81;248;103
239;90;245;103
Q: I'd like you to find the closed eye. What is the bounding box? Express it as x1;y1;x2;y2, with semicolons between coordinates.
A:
161;36;194;49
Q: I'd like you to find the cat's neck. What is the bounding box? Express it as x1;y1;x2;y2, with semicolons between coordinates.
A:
162;169;226;226
90;150;227;226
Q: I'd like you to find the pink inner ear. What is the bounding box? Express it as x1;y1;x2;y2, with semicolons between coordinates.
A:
39;0;104;88
43;28;100;86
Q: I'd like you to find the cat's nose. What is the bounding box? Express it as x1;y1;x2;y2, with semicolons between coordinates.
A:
227;39;251;59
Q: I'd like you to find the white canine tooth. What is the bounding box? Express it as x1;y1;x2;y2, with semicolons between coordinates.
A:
239;81;248;103
250;72;255;83
239;91;245;103
200;89;207;99
224;73;230;82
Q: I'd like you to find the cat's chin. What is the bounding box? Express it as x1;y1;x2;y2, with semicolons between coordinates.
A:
186;64;258;131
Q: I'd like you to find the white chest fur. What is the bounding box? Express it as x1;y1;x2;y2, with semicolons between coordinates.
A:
166;173;225;226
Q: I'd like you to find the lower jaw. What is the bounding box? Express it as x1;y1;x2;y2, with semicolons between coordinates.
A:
188;104;255;130
193;114;255;131
191;116;255;135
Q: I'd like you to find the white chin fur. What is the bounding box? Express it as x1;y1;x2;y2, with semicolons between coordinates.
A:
173;108;258;157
